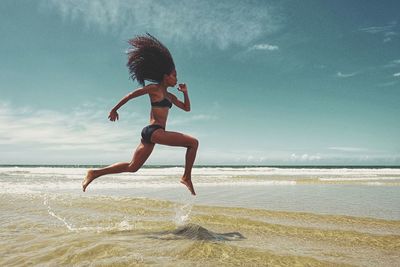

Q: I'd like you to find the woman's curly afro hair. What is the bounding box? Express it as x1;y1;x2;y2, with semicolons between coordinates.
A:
126;33;175;86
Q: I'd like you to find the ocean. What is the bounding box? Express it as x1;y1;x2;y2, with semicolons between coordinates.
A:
1;165;399;266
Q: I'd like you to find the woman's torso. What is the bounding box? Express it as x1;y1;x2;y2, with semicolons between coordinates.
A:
148;84;172;128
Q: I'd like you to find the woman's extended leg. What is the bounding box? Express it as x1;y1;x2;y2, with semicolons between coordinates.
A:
82;141;155;192
151;129;199;195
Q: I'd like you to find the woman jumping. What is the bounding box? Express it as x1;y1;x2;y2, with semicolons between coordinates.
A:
82;33;198;195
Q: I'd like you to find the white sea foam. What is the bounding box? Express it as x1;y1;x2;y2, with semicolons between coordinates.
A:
0;180;299;195
0;166;398;194
3;166;400;177
319;177;400;181
366;182;385;186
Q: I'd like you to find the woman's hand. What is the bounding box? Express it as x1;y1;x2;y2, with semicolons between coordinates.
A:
177;83;187;93
108;109;119;121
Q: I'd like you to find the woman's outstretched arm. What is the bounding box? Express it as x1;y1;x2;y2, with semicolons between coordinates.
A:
109;84;156;121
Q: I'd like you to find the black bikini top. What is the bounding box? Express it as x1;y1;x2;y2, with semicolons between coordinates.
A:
151;98;172;109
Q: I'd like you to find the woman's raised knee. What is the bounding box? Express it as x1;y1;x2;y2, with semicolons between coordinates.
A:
191;138;199;149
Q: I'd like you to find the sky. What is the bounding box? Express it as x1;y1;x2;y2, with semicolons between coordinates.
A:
0;0;399;165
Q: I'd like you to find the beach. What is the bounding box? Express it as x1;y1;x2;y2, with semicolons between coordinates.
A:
1;166;399;266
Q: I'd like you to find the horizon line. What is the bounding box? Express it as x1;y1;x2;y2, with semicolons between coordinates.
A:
1;164;400;168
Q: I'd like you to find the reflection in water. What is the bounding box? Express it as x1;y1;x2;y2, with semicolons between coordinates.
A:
148;223;246;241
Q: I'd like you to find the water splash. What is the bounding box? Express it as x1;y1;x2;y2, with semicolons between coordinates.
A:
43;194;75;231
43;194;137;232
174;201;194;226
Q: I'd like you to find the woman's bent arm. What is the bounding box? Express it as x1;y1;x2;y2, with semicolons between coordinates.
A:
179;83;190;111
182;90;191;111
170;83;190;112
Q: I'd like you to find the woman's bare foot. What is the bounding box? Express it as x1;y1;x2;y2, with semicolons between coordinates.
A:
180;176;196;195
82;170;96;192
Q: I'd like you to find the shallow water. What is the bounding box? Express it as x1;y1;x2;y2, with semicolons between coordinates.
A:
1;166;400;266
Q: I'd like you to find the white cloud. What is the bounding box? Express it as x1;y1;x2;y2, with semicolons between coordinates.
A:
359;25;394;34
40;0;282;50
250;43;279;51
0;101;147;163
377;81;398;87
383;37;392;43
0;101;219;164
393;72;400;77
336;71;358;78
290;153;321;162
384;59;400;68
359;22;398;43
328;147;367;152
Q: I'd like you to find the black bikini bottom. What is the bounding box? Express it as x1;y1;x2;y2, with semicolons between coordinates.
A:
141;124;164;144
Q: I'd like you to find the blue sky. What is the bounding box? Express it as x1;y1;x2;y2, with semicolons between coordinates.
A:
0;0;399;165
